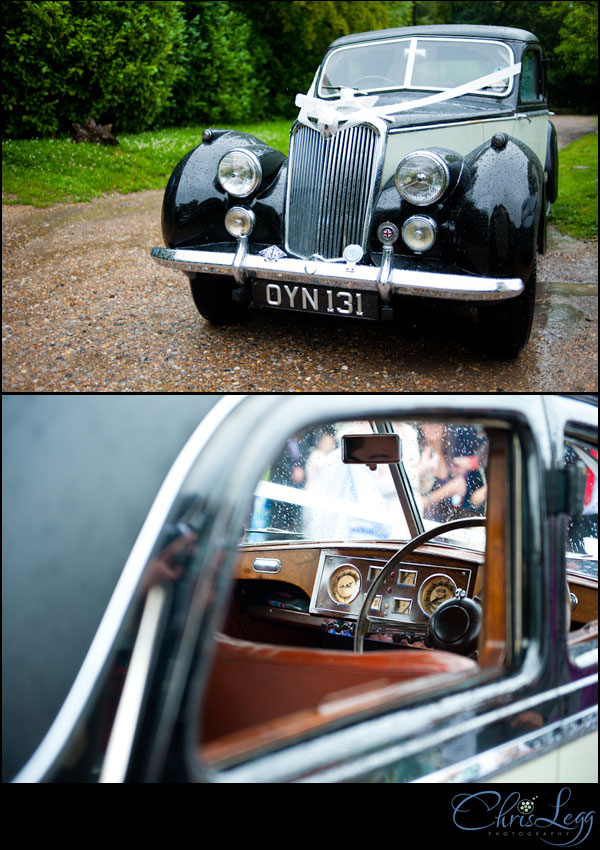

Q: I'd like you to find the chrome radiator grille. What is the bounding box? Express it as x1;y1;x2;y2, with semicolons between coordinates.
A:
286;123;381;260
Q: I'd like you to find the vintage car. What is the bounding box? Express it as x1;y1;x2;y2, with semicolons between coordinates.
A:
9;393;597;785
151;24;559;359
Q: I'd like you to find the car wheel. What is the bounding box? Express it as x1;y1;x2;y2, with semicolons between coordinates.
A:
477;257;537;359
189;274;249;325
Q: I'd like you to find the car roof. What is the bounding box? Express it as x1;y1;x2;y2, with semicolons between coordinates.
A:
328;24;541;51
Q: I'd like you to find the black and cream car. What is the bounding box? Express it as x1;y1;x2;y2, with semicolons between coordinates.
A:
151;24;558;359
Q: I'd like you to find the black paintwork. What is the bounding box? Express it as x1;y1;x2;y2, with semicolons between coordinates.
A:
546;120;559;204
161;129;286;249
458;135;543;280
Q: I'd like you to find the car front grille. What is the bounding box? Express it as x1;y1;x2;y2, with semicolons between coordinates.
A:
286;123;382;260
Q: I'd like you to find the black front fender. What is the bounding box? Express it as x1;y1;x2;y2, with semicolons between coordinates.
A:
161;129;287;249
456;135;543;281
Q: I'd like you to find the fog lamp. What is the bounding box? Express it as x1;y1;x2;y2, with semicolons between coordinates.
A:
225;206;255;238
401;215;437;253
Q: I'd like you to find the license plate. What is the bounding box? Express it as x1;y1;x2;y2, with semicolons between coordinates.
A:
252;280;379;320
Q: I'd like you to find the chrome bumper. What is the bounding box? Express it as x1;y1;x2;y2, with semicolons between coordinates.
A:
150;245;524;302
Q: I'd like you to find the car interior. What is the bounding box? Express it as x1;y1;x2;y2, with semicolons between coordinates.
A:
193;418;597;769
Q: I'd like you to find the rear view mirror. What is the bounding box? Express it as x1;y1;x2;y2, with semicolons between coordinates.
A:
342;434;401;466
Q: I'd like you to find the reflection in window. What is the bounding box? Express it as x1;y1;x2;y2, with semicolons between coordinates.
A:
520;50;543;102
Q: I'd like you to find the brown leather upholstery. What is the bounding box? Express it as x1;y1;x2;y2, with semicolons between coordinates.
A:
568;619;598;647
201;633;477;744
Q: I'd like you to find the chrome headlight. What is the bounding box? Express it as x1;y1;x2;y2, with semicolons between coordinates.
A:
218;149;262;197
395;151;449;206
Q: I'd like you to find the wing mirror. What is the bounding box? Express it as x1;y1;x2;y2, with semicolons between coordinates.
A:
342;434;401;469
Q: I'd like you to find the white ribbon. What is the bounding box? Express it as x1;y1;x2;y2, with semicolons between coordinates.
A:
296;63;521;136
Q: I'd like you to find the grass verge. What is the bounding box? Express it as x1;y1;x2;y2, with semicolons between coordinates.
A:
549;130;598;240
1;120;292;207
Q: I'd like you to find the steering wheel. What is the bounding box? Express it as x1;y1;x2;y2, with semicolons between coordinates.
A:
353;517;487;653
354;75;397;87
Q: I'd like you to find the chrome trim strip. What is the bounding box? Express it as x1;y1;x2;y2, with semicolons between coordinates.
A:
99;584;166;783
413;705;598;784
388;110;550;135
151;246;523;302
13;395;248;783
571;644;598;670
296;673;599;785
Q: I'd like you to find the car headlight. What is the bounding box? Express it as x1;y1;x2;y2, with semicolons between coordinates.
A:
395;151;449;206
218;149;262;197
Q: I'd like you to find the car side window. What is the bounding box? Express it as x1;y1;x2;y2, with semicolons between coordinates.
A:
564;436;598;664
565;441;598;569
520;49;544;103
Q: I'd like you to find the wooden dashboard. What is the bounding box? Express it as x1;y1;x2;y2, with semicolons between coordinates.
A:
228;542;597;645
229;541;485;647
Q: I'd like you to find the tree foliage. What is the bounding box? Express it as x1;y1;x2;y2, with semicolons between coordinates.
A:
160;1;264;126
2;0;598;138
2;0;186;137
232;1;392;117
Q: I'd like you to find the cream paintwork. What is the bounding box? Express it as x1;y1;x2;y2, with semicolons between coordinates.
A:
485;731;598;783
382;111;550;185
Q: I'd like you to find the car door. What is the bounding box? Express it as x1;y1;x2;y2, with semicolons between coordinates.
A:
151;395;570;784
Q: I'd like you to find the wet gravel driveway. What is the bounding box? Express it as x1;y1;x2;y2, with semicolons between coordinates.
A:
2;118;597;393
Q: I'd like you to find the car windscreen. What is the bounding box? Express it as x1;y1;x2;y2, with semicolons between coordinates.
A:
319;37;514;97
244;419;488;551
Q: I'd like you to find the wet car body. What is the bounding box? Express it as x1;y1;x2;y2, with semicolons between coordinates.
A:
151;25;559;358
7;394;597;784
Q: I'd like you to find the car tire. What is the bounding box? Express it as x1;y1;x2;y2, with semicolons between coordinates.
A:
477;257;537;359
189;274;249;325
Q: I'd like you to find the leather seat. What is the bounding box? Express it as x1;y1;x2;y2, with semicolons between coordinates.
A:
201;633;477;743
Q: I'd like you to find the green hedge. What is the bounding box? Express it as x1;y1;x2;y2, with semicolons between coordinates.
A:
159;1;266;127
2;0;186;137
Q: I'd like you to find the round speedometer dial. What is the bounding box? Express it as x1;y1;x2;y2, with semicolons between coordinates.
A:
418;574;457;617
329;565;362;606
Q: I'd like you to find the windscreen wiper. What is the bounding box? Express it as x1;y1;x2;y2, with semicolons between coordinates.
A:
245;528;308;539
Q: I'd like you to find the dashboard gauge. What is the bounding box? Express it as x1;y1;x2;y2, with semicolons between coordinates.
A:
418;574;457;617
329;565;362;606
